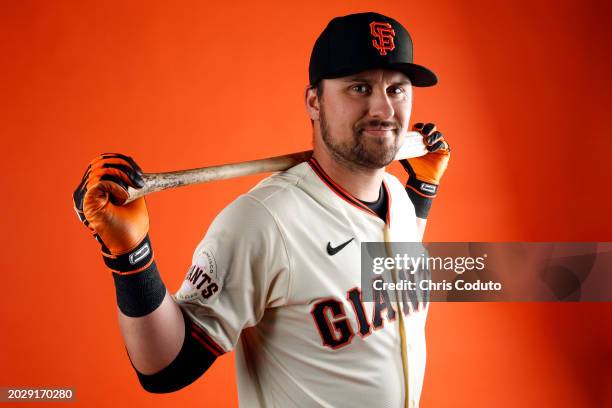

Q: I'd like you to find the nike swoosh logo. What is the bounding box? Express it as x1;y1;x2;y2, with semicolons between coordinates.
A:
327;238;354;256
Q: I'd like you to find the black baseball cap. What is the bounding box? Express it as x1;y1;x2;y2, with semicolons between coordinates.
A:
309;12;437;87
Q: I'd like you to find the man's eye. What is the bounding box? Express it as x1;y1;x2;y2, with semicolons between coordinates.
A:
352;84;370;93
389;86;406;95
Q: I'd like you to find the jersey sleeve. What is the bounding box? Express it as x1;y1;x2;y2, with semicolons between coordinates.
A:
173;194;292;353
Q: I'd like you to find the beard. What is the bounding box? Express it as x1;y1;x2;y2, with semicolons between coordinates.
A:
320;107;402;169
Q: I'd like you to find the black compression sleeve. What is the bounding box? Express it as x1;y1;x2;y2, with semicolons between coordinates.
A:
406;188;433;219
113;261;166;317
133;308;222;393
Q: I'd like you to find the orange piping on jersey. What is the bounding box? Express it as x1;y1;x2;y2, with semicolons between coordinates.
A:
191;332;223;356
308;158;368;211
190;322;225;355
382;181;392;225
308;158;392;224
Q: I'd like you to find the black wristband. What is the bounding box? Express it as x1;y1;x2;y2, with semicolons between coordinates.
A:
112;260;167;317
406;187;433;219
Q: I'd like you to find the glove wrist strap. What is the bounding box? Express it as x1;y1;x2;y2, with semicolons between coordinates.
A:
406;177;438;198
102;235;153;273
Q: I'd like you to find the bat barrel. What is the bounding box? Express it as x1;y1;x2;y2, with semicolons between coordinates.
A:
125;150;313;203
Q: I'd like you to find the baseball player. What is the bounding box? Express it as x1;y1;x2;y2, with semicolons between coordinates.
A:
73;12;450;408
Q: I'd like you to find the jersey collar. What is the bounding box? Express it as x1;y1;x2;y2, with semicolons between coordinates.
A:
307;157;392;225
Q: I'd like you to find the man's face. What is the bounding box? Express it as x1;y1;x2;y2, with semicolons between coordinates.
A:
316;69;413;169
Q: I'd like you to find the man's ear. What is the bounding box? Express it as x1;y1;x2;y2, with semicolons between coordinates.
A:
304;86;320;121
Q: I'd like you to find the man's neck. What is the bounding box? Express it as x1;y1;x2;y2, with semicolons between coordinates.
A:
312;148;385;202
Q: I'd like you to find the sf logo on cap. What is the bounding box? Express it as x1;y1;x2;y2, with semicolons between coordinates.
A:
370;21;395;56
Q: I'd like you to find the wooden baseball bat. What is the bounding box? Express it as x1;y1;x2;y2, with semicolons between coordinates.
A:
125;131;427;203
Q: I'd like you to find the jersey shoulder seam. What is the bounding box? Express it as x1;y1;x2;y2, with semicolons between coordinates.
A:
247;164;308;205
241;194;295;303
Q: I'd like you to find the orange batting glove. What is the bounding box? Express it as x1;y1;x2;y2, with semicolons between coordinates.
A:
73;153;148;260
400;122;451;219
73;153;165;317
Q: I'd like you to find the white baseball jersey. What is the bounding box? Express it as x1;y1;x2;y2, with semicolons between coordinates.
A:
174;158;428;408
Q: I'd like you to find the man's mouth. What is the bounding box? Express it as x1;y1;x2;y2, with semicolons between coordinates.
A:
360;127;397;137
357;120;400;137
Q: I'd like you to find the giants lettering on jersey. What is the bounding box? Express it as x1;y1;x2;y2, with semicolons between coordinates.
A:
176;247;220;303
311;284;426;349
185;265;219;299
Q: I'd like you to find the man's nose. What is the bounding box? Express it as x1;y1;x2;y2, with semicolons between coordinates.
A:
368;90;394;120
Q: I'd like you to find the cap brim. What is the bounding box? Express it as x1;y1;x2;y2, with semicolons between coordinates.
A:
314;62;438;87
393;62;438;87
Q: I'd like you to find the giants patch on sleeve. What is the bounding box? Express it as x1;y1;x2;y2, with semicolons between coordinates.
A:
176;247;220;303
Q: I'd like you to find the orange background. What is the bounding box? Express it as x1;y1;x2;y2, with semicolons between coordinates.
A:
1;1;611;407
